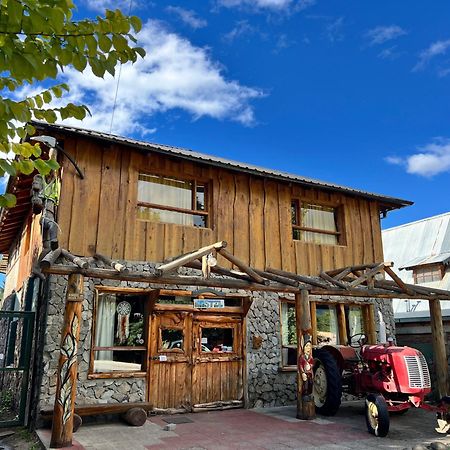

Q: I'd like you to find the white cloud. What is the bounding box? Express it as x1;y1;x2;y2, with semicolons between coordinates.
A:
223;20;258;43
166;6;207;29
414;39;450;71
15;21;264;135
82;0;135;13
377;45;401;60
217;0;315;12
365;25;407;46
385;138;450;177
325;17;344;43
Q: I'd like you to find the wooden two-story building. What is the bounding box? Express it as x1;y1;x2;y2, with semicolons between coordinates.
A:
0;122;412;425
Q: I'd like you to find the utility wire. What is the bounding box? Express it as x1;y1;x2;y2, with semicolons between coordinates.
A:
109;0;133;134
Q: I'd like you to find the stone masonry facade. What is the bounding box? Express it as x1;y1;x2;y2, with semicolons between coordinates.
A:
37;262;396;412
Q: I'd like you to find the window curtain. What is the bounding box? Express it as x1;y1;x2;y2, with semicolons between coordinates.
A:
95;294;116;360
138;174;193;226
302;204;338;245
348;306;363;337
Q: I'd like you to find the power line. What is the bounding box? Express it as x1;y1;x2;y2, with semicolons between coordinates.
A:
109;0;133;134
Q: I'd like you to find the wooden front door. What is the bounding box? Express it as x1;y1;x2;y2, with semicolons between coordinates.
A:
192;314;244;410
148;310;193;411
148;310;245;412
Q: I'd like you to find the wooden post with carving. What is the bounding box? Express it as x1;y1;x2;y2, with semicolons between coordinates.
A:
296;289;316;420
429;299;449;397
50;273;84;448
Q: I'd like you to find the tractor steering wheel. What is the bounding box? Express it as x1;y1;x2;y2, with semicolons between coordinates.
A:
349;333;367;348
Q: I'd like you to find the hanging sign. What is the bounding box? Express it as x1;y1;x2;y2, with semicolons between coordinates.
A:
194;299;225;309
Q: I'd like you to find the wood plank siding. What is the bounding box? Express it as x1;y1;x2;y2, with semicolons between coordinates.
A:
57;137;384;276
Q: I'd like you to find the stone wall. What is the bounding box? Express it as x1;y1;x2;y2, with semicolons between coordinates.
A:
37;262;396;411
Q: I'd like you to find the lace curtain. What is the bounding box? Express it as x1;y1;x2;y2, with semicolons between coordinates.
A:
95;294;116;361
137;174;193;226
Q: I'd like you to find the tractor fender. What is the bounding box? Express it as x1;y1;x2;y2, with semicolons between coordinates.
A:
314;345;348;372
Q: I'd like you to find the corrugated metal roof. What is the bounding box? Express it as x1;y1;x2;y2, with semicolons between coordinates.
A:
395;308;450;322
382;212;450;291
31;121;412;210
399;252;450;270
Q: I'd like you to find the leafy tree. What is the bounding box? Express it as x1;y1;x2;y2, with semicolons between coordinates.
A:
0;0;145;207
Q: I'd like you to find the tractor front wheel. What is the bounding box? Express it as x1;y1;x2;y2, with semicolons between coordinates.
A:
313;349;342;416
365;393;390;437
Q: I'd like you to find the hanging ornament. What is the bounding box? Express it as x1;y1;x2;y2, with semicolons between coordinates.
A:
116;301;131;345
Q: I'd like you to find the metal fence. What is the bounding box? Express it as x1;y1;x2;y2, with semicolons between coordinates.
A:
0;311;34;427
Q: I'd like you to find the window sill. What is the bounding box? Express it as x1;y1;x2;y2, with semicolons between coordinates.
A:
136;218;213;232
292;239;347;248
88;371;147;380
278;366;297;373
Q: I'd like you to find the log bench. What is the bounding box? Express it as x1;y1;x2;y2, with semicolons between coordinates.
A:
40;402;153;432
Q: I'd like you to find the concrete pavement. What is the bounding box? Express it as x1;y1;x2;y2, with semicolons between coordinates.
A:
36;401;450;449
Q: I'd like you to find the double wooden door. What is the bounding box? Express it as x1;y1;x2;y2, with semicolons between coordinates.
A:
148;310;244;412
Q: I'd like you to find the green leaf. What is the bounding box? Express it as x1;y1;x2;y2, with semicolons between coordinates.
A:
112;34;128;52
98;34;112;52
17;159;35;175
43;91;52;104
31;143;42;158
0;159;16;176
72;53;87;72
135;47;146;58
33;159;52;176
130;16;142;33
86;35;97;57
0;193;17;208
46;159;60;171
34;95;43;108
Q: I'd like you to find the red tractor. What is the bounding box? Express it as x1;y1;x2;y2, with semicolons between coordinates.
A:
311;334;449;437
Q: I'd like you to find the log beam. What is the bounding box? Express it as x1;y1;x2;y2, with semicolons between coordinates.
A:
266;267;329;289
62;249;89;269
429;299;449;397
50;273;84;448
42;265;299;293
94;253;127;272
156;241;227;276
218;248;268;285
296;290;315;420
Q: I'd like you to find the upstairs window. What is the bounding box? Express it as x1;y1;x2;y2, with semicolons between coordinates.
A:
291;201;341;245
413;265;443;284
137;174;209;227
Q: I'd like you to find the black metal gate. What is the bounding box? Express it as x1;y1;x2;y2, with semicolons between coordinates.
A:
0;311;34;427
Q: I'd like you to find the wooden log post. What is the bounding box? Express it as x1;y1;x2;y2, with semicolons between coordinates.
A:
296;290;316;420
50;274;84;448
429;299;449;397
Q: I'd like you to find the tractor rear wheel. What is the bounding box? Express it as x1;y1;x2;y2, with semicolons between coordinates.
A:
365;394;390;437
312;349;342;416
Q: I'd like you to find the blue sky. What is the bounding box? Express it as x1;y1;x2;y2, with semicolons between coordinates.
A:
4;0;450;234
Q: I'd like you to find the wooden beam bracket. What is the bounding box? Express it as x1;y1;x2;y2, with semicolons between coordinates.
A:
156;241;227;276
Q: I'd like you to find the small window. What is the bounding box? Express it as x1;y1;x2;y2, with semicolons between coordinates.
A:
291;201;341;245
92;293;147;375
316;305;339;345
201;327;234;353
137;174;209;227
280;301;297;367
413;265;443;284
160;328;184;352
